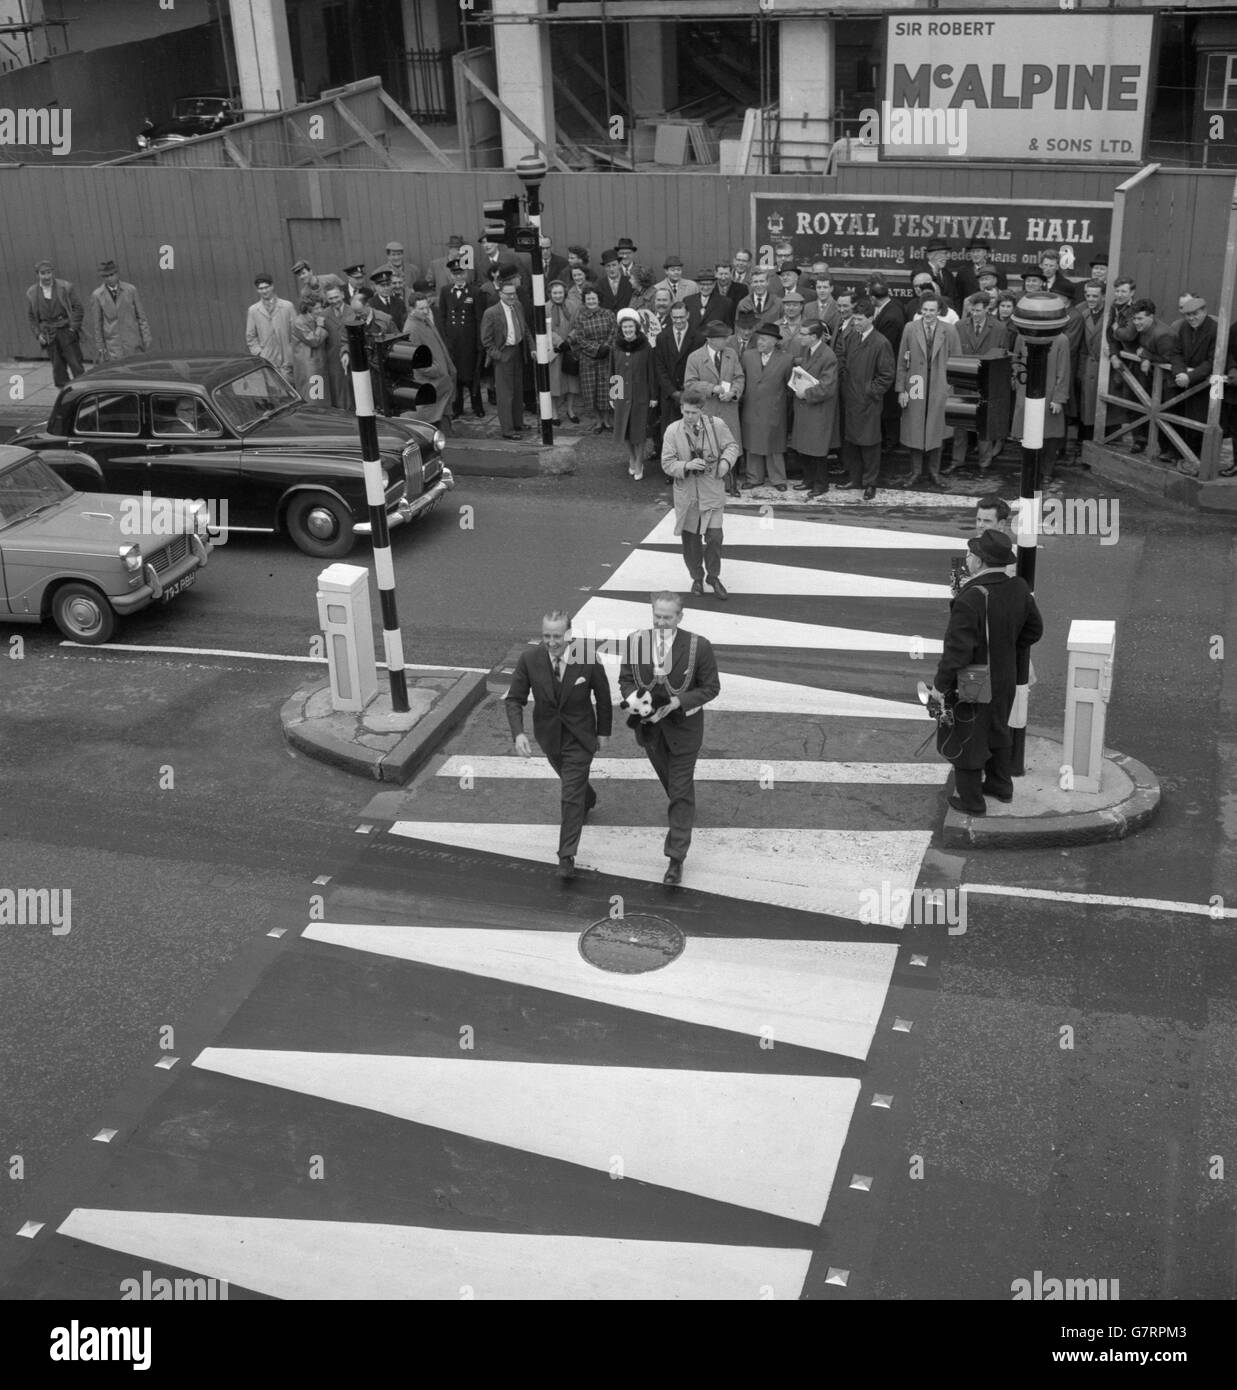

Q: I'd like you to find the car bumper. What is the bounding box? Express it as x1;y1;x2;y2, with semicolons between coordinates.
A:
111;535;210;614
353;467;455;536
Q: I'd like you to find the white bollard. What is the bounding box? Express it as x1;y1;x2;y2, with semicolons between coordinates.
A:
317;563;378;712
1063;619;1116;793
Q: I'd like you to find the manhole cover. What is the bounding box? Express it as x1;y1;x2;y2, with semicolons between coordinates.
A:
579;914;686;974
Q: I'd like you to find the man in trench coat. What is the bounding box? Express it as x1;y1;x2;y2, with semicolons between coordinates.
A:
88;259;151;361
739;320;796;489
684;319;745;441
838;296;895;498
1063;281;1106;458
1010;329;1071;489
661;384;739;598
788;320;839;497
895;293;961;488
930;528;1043;816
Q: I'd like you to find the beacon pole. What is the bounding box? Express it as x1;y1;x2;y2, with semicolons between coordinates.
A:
516;153;554;447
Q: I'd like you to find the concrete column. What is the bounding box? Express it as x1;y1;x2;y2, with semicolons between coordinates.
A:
779;18;834;173
493;0;555;165
228;0;297;115
628;21;677;120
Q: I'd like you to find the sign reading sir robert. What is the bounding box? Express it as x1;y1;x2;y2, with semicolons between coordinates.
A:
882;12;1154;162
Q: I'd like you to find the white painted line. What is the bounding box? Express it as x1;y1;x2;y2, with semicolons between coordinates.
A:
59;641;487;673
575;597;942;656
437;755;948;785
603;549;950;599
390;822;931;924
307;923;899;1059
642;511;967;548
597;655;927;720
57;1210;813;1300
964;884;1237;920
192;1049;858;1225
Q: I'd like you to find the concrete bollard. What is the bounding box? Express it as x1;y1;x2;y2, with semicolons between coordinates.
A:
317;563;378;712
1063;619;1116;793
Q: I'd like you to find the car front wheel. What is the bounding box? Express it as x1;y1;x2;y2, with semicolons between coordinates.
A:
52;583;116;644
284;492;355;558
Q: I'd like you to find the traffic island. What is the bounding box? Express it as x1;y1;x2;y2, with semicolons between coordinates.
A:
281;668;487;783
941;730;1161;850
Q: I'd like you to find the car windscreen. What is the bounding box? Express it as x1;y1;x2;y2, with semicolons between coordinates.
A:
0;456;75;528
212;364;300;432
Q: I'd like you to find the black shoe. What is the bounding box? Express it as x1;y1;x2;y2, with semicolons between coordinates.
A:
551;417;562;426
567;413;580;423
773;483;788;492
862;485;877;500
663;858;683;886
708;579;729;600
557;856;576;880
690;579;704;595
897;475;921;489
981;784;1014;803
791;481;810;491
948;794;986;816
808;486;830;497
503;431;522;440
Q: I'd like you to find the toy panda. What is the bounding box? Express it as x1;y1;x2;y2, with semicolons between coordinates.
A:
621;689;654;718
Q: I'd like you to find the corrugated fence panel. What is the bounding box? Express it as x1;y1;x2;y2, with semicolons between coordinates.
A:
1;166;1233;360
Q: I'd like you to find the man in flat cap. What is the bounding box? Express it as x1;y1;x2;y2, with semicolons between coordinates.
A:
293;259;345;301
929;528;1043;817
382;241;421;295
26;259;84;385
89;258;151;362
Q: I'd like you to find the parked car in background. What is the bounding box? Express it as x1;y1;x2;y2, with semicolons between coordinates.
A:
137;96;240;150
0;444;211;645
12;356;455;559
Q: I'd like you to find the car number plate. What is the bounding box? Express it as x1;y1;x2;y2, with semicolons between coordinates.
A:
160;572;196;603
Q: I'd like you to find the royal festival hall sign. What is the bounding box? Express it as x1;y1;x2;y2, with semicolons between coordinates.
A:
880;12;1155;162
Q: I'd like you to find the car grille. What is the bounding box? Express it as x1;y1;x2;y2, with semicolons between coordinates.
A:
385;469;404;505
421;451;442;487
148;534;190;574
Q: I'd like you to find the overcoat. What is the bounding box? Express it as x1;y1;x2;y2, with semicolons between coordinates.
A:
567;305;617;413
403;314;457;423
436;282;482;382
547;298;579;395
932;571;1043;769
610;333;657;445
289;310;327;399
89;282;151;360
683;342;745;438
839;329;895;445
1064;306;1106;426
739;344;795;453
788;339;839;457
896;318;962;450
661;413;739;533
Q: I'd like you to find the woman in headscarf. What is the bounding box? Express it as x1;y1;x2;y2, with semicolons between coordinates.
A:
567;285;617;433
547;279;581;424
402;288;457;426
610;307;657;479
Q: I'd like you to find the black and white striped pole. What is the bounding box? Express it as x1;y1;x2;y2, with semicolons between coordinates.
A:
516;153;554;447
1009;291;1070;775
346;316;409;714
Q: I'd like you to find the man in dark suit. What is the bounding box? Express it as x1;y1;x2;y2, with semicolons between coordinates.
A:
506;609;613;881
653;302;703;442
683;267;735;332
868;274;906;451
1039;250;1079;305
716;262;745;310
369;266;405;323
619;591;721;885
1166;291;1218;469
929;529;1043;816
596;248;634;314
436;258;484;419
475;231;519;286
479;277;528;437
954;239;1008;300
910;239;959;307
537;234;569;287
839;297;895;499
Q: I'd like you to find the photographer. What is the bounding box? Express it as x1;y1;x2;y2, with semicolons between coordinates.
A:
661;383;739;600
929;529;1043;816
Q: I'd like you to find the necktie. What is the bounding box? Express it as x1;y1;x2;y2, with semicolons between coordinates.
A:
554;656;564;685
675;331;683;352
926;325;935;348
755;297;763;313
712;350;719;373
658;634;669;670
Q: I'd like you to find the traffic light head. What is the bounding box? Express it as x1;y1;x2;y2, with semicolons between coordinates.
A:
945;354;1012;441
481;196;522;247
383;339;437;410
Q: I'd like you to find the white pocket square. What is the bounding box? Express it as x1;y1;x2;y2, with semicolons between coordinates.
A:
573;676;586;685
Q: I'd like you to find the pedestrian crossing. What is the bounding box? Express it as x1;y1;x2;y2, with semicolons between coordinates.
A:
11;502;975;1301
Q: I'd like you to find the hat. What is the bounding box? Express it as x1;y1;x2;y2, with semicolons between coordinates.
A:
370;265;395;285
600;247;619;265
664;254;684;268
781;291;804;305
966;239;991;251
291;258;310;275
1179;293;1206;312
976;264;999;279
498;271;520;286
1022;265;1046;280
1089;253;1109;267
343;262;365;276
446;258;464;274
34;258;54;272
925;239;951;253
615;307;642;325
696;267;716;282
754;318;782;339
98;259;118;275
702;319;731;339
385;241;403;253
736;307;757;326
968;529;1015;568
777;263;800;276
411;278;433;294
616;237;638;252
446;234;464;247
964;291;993;309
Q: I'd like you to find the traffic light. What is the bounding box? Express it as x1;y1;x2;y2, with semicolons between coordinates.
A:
382;340;437;412
482;196;521;247
945;354;1012;440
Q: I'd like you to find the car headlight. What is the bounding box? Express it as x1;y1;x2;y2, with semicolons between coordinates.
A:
188;501;210;535
119;544;143;575
432;429;446;453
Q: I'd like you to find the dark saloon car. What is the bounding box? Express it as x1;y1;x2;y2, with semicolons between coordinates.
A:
137;96;240;150
0;444;210;645
12;357;455;559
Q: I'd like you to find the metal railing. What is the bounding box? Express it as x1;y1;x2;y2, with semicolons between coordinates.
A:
402;47;456;124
